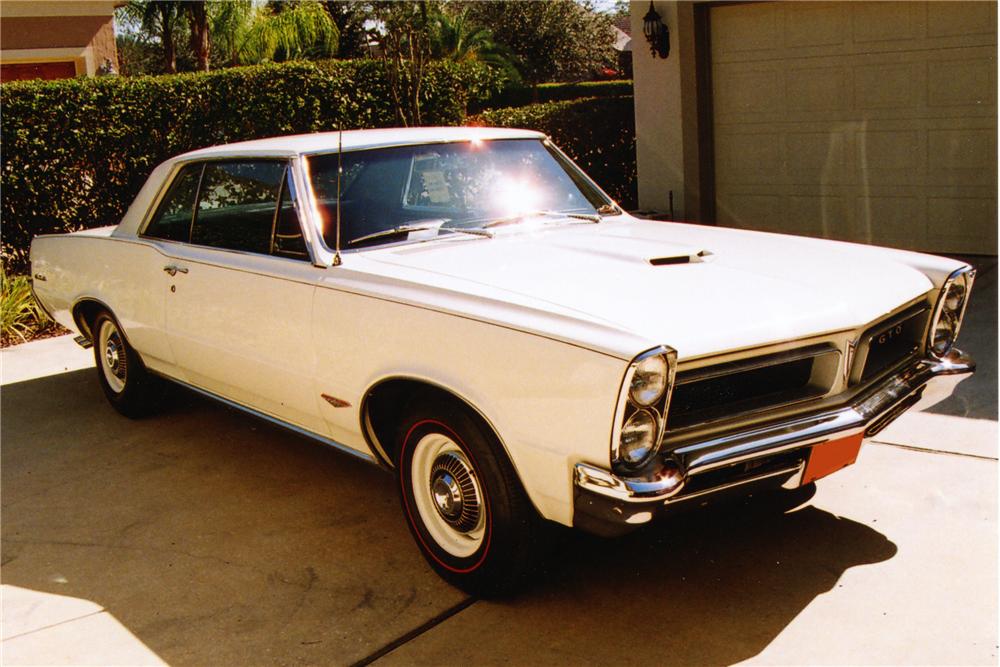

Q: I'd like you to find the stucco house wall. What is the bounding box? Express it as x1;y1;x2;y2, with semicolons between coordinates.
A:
631;1;997;254
0;1;120;81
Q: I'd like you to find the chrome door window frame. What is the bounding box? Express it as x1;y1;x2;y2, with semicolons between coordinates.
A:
137;155;324;267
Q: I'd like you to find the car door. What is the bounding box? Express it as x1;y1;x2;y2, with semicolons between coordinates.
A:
154;159;326;433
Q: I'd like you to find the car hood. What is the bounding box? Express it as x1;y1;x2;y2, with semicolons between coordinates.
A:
361;218;934;360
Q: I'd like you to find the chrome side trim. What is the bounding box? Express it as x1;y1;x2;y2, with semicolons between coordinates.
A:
152;373;378;466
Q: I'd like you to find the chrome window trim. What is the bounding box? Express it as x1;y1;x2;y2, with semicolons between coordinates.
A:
541;137;620;213
136;161;204;244
136;235;322;269
138;157;319;265
187;163;206;243
298;135;542;159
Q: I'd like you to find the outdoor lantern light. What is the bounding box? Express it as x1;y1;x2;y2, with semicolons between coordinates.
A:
642;1;670;59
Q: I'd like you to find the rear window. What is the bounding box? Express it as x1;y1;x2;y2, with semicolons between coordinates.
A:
143;165;201;242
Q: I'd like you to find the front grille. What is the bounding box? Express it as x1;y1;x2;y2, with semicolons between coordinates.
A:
669;345;839;429
858;307;928;382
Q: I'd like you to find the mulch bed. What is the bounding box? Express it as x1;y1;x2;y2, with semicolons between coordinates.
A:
1;322;72;349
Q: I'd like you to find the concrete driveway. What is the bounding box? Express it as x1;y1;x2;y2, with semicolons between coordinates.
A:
2;258;996;666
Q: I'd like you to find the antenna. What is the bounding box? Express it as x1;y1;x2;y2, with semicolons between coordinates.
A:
333;128;343;267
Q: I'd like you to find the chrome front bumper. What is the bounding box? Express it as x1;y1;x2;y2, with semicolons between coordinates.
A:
573;348;974;534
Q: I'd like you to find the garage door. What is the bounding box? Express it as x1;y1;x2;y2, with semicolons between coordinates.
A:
711;1;997;254
0;61;77;83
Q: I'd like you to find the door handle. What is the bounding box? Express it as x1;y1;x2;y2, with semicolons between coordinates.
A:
163;265;188;276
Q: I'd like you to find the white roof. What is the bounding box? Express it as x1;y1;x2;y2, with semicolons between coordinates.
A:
178;126;546;159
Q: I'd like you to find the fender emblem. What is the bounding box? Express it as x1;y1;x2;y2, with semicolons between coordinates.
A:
321;393;351;408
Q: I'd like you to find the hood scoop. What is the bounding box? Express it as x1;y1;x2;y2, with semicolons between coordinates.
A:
649;249;713;266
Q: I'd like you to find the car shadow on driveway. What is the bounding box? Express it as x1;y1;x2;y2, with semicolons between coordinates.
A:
473;502;899;666
2;369;896;666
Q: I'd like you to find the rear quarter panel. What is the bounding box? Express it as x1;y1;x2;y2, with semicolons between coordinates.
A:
30;234;176;371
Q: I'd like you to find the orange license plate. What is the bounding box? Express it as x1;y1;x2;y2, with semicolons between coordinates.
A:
802;433;864;485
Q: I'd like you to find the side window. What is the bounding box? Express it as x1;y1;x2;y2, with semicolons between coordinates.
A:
143;164;202;242
191;161;285;254
272;173;309;260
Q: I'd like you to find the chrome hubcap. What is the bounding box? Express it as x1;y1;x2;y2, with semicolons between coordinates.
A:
410;433;486;558
105;339;121;373
432;472;462;521
98;320;127;393
428;452;480;533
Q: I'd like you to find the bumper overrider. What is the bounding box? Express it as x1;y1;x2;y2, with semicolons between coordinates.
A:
573;348;974;537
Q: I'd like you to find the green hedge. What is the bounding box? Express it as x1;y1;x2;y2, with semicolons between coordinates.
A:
1;63;635;274
0;59;502;273
470;96;636;209
476;79;633;111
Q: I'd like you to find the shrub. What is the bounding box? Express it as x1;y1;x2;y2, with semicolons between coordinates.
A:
470;96;636;209
475;79;633;111
1;271;51;346
0;59;503;274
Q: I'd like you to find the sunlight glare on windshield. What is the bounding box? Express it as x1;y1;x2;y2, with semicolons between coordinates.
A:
489;174;542;217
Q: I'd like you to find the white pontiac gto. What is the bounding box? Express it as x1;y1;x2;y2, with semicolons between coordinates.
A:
30;127;976;595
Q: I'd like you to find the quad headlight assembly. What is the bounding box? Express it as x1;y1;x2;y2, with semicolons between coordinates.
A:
611;346;677;473
928;266;975;358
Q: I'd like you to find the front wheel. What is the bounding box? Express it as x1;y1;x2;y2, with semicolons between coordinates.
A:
396;401;548;597
92;310;157;418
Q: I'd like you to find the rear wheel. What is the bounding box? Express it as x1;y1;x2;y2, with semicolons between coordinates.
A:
92;311;156;418
396;400;548;597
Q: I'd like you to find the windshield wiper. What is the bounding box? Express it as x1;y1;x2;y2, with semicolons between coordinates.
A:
349;223;492;246
480;209;603;229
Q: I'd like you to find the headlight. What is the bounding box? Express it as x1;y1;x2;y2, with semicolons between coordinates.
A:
630;354;668;406
619;410;658;466
928;267;975;358
930;311;957;356
611;346;677;471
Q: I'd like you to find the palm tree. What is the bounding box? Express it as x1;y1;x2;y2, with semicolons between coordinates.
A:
185;1;210;72
429;8;519;83
122;0;184;74
212;0;339;67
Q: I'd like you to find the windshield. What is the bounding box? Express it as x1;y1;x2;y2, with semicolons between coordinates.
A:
306;138;614;249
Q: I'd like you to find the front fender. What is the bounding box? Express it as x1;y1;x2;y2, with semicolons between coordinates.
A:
311;284;628;527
